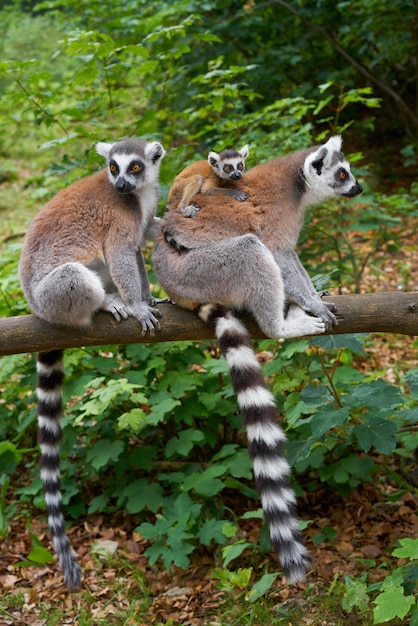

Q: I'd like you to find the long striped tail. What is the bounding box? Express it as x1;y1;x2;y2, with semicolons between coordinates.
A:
37;350;82;591
197;304;311;584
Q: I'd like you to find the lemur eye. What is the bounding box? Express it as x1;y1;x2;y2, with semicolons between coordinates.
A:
339;170;347;181
237;162;244;171
109;163;118;174
223;165;233;173
131;163;143;173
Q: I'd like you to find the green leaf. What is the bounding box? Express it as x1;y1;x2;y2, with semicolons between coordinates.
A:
373;586;415;623
310;334;366;355
28;531;44;549
342;578;369;612
224;476;259;499
392;538;418;560
310;406;350;439
247;572;278;602
332;365;365;385
86;439;124;471
225;449;253;479
300;384;331;406
27;546;54;564
312;527;338;545
147;396;181;425
76;378;141;419
222;522;238;539
410;607;418;626
165;429;205;457
17;479;43;496
279;339;310;359
164;546;194;570
182;466;227;497
123;479;163;514
347;379;401;410
222;541;252;567
117;407;148;432
88;494;109;515
404;370;418;396
240;509;264;520
355;416;397;454
198;519;230;546
0;442;22;473
211;444;239;461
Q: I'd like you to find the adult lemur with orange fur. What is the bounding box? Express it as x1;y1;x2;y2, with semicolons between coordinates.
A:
153;136;362;583
19;138;165;590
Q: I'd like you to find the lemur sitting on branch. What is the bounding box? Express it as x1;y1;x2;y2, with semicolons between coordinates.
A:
19;137;166;590
153;135;362;584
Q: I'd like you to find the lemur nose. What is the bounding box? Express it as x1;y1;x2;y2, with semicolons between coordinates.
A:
116;178;135;193
231;172;241;180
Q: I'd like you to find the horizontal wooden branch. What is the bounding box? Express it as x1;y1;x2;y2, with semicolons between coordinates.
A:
1;292;418;357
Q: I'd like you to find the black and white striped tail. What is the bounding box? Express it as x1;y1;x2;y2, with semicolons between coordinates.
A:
37;350;82;591
197;304;311;584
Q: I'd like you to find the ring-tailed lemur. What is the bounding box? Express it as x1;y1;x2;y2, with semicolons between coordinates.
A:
153;135;362;583
168;145;249;217
18;137;166;590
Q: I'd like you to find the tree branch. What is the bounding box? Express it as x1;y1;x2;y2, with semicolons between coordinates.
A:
1;292;418;357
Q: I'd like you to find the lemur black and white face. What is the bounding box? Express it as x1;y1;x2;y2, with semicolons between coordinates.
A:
303;135;362;202
208;144;249;181
96;138;166;194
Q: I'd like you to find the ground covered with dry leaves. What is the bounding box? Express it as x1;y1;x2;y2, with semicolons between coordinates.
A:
1;475;417;625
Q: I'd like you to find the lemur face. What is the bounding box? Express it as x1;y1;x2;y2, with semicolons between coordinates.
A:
96;139;166;194
218;157;246;181
108;153;146;194
304;136;363;200
208;144;250;181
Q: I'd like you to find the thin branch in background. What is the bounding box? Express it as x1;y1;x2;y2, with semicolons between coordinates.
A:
259;0;418;136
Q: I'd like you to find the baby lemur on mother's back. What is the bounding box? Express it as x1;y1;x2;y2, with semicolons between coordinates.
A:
167;144;249;217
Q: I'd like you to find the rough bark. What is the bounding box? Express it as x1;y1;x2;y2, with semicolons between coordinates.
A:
0;292;417;357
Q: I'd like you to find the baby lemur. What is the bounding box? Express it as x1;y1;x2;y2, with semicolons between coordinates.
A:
153;135;362;584
19;137;165;590
167;144;249;217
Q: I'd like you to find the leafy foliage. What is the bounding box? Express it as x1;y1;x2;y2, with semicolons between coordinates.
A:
342;538;418;625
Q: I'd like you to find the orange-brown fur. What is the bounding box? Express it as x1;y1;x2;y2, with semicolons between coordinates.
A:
161;149;313;252
20;170;144;275
167;160;241;211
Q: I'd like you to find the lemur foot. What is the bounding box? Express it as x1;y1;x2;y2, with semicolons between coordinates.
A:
318;290;337;315
280;304;326;338
103;294;130;322
235;191;248;202
127;302;162;336
178;204;200;218
308;298;338;328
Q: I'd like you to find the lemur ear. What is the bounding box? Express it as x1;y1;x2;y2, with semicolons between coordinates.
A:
309;147;327;175
145;141;166;164
324;135;342;153
96;142;113;159
208;151;221;169
239;144;250;160
305;135;344;176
